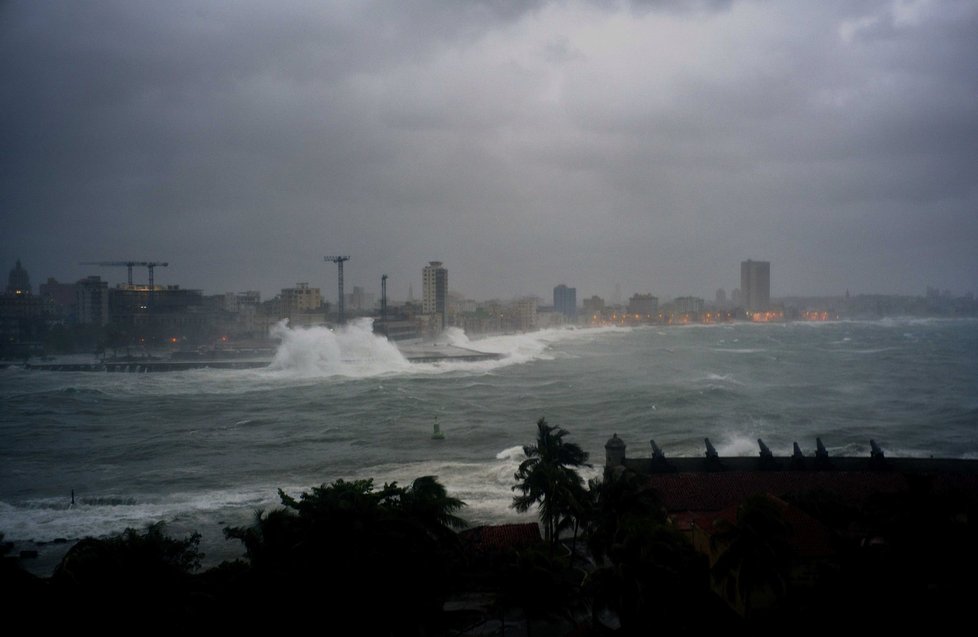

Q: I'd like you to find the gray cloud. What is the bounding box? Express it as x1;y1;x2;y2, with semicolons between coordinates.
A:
2;0;976;302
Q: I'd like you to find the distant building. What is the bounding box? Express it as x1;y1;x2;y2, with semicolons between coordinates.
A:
281;282;323;326
741;260;770;312
222;290;261;313
76;276;109;326
215;291;262;337
553;284;577;320
345;285;374;313
6;259;30;296
514;298;538;331
715;288;727;307
40;278;77;309
673;296;704;315
582;295;605;315
628;294;658;317
423;261;448;329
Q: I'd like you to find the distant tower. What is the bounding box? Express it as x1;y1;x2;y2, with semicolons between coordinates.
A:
605;434;626;468
740;260;770;312
423;261;448;328
6;259;31;295
715;288;727;307
554;284;577;319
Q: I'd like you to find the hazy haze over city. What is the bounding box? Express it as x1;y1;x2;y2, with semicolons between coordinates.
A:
2;0;976;302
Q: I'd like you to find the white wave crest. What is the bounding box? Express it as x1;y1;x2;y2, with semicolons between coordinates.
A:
266;318;412;378
355;445;600;527
496;445;527;461
257;318;630;382
714;434;762;457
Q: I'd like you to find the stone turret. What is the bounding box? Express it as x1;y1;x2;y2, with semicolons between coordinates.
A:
605;433;626;467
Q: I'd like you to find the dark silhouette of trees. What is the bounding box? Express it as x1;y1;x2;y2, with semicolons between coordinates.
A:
512;418;590;549
585;469;710;632
710;494;793;619
223;476;466;634
50;522;203;625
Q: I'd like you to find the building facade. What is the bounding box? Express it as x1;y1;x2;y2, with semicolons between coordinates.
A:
76;276;109;326
553;284;577;320
423;261;448;328
281;282;323;326
740;260;770;312
628;294;659;317
673;296;705;316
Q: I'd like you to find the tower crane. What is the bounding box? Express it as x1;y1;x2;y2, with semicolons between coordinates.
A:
324;256;350;324
80;261;169;288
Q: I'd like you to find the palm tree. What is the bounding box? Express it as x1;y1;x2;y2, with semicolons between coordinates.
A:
512;418;590;548
396;475;467;544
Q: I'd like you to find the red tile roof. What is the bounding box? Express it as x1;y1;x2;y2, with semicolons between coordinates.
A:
647;470;908;513
687;495;836;559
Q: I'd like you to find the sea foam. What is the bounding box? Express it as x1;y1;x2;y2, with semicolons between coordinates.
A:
266;318;412;378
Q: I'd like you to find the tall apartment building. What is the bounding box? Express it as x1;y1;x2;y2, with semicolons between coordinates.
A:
423;261;448;328
514;298;538;331
553;284;577;319
740;260;770;312
76;276;109;326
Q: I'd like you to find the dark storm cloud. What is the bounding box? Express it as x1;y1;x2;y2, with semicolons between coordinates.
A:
2;0;976;302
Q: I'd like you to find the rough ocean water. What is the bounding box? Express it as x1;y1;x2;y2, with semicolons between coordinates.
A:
2;318;977;569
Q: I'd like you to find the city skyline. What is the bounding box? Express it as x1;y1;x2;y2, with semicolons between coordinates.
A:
4;252;973;309
3;2;977;301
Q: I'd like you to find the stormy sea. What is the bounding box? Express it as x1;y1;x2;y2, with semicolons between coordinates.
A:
2;318;977;570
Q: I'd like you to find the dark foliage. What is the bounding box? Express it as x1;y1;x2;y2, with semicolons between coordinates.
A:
710;494;794;620
222;476;466;635
586;469;712;633
49;522;203;625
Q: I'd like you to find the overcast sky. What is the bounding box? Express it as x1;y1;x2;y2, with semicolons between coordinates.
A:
2;0;976;302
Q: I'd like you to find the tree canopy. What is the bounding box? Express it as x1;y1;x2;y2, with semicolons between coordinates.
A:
223;475;466;633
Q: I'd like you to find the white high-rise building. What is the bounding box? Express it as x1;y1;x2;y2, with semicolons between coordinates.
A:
423;261;447;327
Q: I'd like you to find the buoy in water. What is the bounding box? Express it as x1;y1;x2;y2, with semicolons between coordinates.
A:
432;422;445;440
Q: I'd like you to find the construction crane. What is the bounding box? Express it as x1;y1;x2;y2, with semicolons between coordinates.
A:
80;261;169;288
324;256;350;324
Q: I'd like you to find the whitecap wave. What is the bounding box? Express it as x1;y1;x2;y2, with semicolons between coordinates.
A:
260;321;634;380
714;434;763;457
357;446;601;526
496;445;527;461
0;486;277;544
265;318;413;378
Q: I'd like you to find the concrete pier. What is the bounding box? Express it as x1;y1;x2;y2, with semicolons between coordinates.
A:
18;342;501;372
